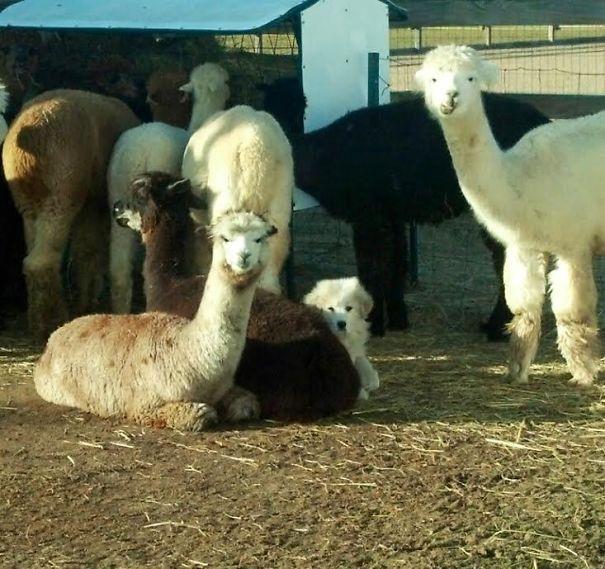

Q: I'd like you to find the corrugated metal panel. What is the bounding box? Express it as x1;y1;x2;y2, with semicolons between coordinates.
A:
0;0;406;33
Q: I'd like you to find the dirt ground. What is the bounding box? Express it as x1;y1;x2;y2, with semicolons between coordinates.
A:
1;214;605;568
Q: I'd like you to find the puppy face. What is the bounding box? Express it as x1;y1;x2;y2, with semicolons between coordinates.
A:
303;277;373;341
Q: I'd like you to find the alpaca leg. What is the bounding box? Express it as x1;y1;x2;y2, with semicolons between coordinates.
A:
480;229;513;341
133;402;218;432
69;203;110;315
218;386;260;422
503;246;547;383
549;254;599;386
24;213;73;339
259;226;290;294
109;222;138;313
353;220;386;336
385;218;408;330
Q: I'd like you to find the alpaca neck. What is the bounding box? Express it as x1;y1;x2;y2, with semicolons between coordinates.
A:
291;133;320;190
185;251;258;375
188;95;223;133
143;212;189;306
438;100;521;225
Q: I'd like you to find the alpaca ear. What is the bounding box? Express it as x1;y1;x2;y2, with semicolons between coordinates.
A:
414;67;428;90
190;208;210;227
479;59;500;89
130;175;150;194
165;178;191;196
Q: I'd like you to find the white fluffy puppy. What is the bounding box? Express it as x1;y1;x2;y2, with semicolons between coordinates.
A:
303;277;380;400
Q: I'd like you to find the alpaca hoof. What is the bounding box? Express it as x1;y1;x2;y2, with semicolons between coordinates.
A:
480;320;508;342
224;393;260;423
190;403;218;432
568;375;595;388
357;388;369;401
506;363;528;384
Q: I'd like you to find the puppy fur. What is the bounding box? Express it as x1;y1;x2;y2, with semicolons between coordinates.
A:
304;277;380;399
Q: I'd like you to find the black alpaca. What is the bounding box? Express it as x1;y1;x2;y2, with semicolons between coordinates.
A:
262;81;550;339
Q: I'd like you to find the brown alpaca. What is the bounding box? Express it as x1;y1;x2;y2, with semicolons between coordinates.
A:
113;172;362;420
2;89;140;339
146;69;192;129
34;209;276;431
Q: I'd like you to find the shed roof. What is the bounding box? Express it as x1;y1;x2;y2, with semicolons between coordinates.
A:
0;0;407;33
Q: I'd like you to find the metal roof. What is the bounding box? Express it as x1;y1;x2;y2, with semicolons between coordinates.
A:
0;0;406;33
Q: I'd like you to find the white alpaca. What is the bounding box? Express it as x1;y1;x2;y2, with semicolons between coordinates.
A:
182;105;294;294
34;211;276;431
416;45;605;386
107;63;229;313
304;277;380;400
180;63;230;134
107;122;189;312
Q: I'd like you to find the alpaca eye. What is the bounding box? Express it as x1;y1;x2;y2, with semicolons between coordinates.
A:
328;307;334;312
431;78;437;83
468;77;475;82
345;306;353;312
254;237;263;243
221;236;230;243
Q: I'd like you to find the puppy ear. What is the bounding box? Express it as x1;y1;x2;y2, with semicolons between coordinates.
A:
179;81;193;94
354;281;374;318
302;286;321;307
190;207;209;227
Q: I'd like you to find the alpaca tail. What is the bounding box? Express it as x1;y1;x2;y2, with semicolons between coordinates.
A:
0;82;9;115
0;82;9;144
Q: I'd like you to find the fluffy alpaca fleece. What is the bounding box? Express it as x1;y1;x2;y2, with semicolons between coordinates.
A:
304;277;380;399
146;69;192;129
107;122;190;313
2;89;140;339
180;63;230;134
112;171;362;419
417;45;605;386
34;210;276;430
182;105;294;293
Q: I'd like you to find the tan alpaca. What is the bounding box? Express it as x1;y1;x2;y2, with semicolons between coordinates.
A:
34;211;276;431
2;89;140;339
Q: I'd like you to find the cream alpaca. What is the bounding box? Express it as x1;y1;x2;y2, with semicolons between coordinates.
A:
182;105;294;294
304;277;380;399
180;62;230;134
417;45;605;386
34;210;276;431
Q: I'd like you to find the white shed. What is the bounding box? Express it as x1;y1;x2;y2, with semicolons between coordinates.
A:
0;0;407;134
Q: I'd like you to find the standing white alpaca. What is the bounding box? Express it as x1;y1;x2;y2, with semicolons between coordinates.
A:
0;82;9;144
182;105;293;294
416;45;605;386
34;210;277;430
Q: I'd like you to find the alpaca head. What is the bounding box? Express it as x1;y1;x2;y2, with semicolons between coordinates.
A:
303;277;373;340
209;212;277;284
180;63;230;108
112;172;206;236
146;69;192;128
415;45;499;119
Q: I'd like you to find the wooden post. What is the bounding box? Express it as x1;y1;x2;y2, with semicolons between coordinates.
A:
413;27;422;50
483;25;492;46
367;51;379;107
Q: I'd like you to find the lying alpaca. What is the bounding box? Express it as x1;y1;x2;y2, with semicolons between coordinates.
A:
112;172;362;419
303;277;380;400
34;209;276;430
182;105;294;294
417;45;605;386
